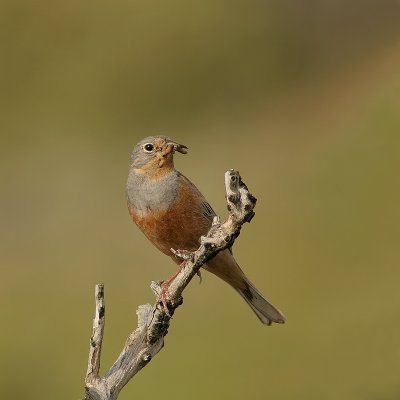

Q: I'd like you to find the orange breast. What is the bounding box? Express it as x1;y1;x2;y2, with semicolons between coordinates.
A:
129;179;212;258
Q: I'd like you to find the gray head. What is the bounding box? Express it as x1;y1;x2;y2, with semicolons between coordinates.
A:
129;135;188;170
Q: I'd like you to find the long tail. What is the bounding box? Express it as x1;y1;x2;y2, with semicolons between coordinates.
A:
236;277;286;325
204;250;286;325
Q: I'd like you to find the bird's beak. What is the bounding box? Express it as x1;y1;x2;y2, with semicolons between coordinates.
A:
167;141;188;154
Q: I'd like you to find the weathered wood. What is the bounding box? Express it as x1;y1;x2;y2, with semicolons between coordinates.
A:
83;170;257;400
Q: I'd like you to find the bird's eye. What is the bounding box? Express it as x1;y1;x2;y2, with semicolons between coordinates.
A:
143;143;154;153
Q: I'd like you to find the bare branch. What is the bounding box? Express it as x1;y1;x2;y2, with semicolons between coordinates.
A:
83;170;257;400
85;284;107;399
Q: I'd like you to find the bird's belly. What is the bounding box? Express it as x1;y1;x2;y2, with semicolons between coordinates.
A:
132;204;211;257
128;175;212;258
136;210;191;255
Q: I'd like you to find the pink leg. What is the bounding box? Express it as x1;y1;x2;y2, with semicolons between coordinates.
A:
160;262;185;316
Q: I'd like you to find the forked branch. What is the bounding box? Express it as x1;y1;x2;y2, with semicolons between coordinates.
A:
84;169;257;400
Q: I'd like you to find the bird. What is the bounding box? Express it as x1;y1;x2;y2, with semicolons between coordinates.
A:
126;135;286;325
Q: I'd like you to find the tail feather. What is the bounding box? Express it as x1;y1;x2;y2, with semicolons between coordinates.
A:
204;250;286;325
237;278;286;325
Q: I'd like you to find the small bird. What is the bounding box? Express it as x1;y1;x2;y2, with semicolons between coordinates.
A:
126;136;285;325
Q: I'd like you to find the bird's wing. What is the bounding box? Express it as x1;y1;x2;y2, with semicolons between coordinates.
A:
200;200;216;221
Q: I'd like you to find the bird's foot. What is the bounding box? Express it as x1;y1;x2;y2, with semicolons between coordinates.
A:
160;281;173;317
159;263;185;317
170;248;194;262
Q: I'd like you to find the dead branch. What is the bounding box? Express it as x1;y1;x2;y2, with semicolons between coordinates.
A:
84;169;257;400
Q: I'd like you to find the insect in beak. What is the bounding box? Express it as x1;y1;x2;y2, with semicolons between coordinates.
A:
167;141;188;154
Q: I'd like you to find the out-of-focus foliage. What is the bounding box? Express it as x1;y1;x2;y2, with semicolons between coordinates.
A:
1;1;400;399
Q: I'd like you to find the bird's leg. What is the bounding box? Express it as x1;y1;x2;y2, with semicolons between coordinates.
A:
160;248;194;315
160;262;186;316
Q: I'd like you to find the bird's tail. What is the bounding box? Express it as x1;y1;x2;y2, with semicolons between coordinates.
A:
204;250;286;325
236;277;286;325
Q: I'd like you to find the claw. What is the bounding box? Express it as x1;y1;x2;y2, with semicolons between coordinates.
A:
171;248;194;261
158;262;186;317
160;282;172;317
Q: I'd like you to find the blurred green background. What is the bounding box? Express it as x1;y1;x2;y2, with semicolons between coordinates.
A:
1;1;400;399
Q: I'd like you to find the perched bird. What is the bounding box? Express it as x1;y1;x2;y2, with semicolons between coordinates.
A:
126;136;285;325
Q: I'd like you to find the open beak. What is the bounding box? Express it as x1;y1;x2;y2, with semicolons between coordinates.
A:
167;141;188;154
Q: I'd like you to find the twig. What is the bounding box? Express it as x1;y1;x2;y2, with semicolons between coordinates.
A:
85;284;108;399
83;169;257;400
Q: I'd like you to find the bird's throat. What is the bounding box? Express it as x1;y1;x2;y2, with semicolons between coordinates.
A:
134;157;174;180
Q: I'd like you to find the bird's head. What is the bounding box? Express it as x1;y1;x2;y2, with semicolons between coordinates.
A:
129;136;188;175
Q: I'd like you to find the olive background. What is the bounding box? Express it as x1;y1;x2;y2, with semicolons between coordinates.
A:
1;1;400;399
